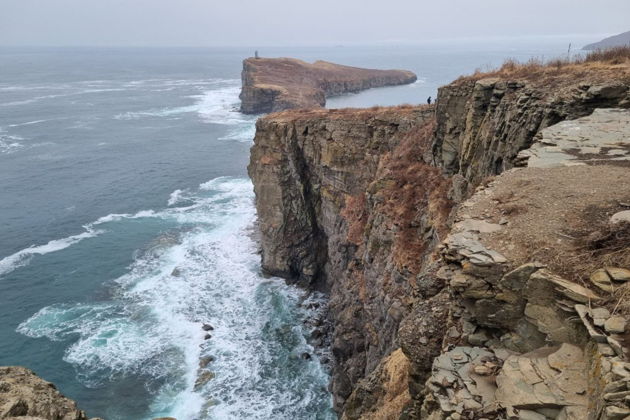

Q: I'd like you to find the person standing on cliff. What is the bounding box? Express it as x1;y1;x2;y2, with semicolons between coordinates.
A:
427;96;432;105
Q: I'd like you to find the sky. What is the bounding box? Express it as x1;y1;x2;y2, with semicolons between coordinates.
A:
1;0;629;47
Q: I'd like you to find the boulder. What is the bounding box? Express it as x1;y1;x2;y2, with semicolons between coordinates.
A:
531;270;600;303
605;316;627;334
607;267;630;282
611;211;630;224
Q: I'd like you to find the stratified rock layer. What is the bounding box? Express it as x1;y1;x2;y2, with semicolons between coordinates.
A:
249;105;452;411
249;57;630;419
432;66;629;184
239;57;417;114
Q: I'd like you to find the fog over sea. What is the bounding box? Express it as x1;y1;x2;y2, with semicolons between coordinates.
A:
0;39;582;419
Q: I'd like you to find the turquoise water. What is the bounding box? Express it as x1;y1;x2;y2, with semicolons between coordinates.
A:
0;42;575;419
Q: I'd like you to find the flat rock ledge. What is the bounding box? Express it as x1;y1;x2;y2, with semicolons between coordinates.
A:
421;217;630;419
516;108;630;168
419;109;630;419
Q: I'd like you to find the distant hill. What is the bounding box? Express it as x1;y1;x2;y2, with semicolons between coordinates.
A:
583;30;630;50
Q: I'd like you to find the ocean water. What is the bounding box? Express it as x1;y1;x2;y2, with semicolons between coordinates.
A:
0;41;577;419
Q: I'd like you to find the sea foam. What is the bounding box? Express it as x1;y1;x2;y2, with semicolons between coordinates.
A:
0;228;102;276
17;177;333;420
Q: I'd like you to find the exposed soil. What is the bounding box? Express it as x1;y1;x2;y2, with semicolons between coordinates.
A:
460;165;630;287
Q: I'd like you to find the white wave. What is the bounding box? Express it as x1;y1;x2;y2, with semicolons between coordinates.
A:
7;119;49;127
0;84;70;92
16;177;333;420
91;210;157;225
0;134;25;154
0;228;102;277
193;86;250;125
0;208;161;277
0;89;126;107
218;123;257;143
114;83;252;126
409;77;427;87
167;189;186;206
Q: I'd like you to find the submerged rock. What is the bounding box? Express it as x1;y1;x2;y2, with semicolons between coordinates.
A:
198;355;215;369
194;371;215;390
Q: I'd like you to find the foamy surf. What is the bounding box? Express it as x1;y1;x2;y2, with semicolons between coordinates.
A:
0;228;103;276
17;177;333;420
0;209;160;277
114;83;254;126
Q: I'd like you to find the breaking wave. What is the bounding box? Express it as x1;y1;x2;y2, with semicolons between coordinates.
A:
16;177;333;420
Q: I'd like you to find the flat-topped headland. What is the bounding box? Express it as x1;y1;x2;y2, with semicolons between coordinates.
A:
239;57;417;114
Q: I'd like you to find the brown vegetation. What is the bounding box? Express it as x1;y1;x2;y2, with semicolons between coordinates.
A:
561;217;630;287
241;57;417;113
369;118;453;274
342;194;368;246
261;103;430;123
456;46;630;84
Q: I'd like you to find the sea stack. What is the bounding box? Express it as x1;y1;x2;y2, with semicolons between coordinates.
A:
239;57;417;114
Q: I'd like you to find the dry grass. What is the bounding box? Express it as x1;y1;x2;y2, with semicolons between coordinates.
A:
341;194;368;246
368;118;454;273
263;104;431;122
455;45;630;83
584;46;630;64
545;211;630;290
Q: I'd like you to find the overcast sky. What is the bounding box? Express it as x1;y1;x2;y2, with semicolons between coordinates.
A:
1;0;629;47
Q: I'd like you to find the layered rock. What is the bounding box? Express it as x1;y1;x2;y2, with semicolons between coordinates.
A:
432;64;629;185
0;366;97;420
239;58;417;114
249;105;453;411
249;56;630;418
417;161;630;419
404;102;630;419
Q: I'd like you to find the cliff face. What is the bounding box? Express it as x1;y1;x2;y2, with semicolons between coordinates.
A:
433;65;630;185
248;105;452;411
239;58;417;114
249;59;630;419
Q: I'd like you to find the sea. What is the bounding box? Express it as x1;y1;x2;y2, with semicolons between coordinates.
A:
0;38;589;419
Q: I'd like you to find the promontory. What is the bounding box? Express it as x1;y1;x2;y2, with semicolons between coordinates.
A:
239;57;417;114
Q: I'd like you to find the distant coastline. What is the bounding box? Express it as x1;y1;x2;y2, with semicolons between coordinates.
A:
583;30;630;50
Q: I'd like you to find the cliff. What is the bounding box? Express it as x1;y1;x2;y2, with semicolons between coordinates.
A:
583;30;630;50
249;54;630;419
432;57;630;185
249;105;451;412
239;58;417;114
